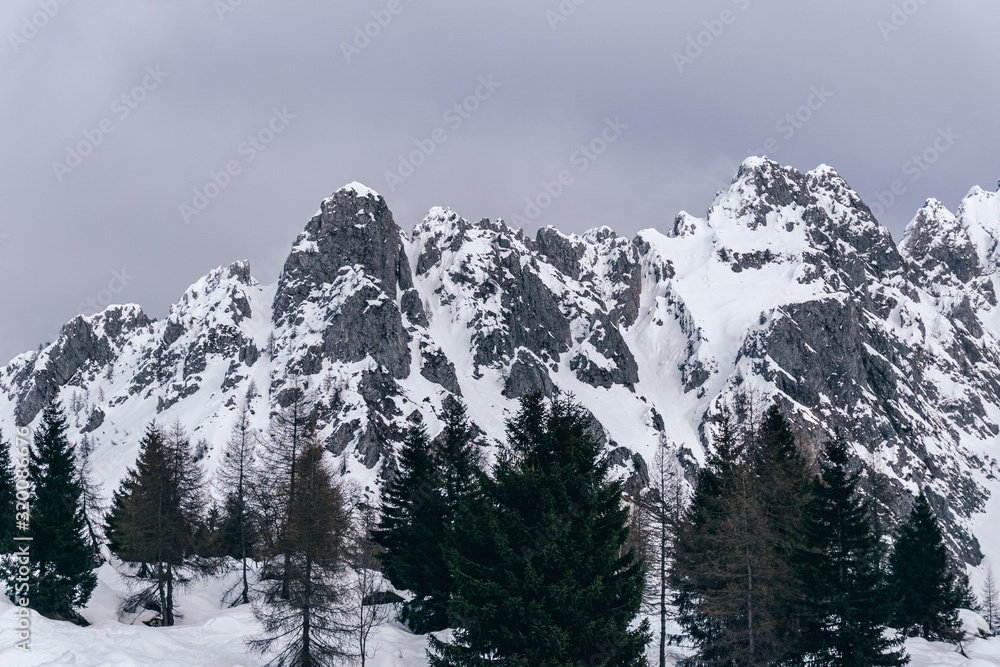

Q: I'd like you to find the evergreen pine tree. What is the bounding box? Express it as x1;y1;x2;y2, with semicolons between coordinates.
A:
798;434;907;666
372;423;447;633
429;394;650;666
0;434;17;552
106;422;205;626
424;399;481;632
889;492;964;642
248;438;354;666
26;402;97;621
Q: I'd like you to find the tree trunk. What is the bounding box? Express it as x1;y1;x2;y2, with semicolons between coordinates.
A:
165;562;174;626
659;515;666;667
302;553;312;666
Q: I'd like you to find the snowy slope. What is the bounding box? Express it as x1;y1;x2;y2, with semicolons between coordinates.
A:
0;565;996;666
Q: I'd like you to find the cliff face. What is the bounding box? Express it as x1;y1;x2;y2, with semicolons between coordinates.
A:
3;162;1000;565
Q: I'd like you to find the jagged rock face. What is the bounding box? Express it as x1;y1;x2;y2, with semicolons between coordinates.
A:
273;185;413;319
4;164;1000;567
7;305;152;426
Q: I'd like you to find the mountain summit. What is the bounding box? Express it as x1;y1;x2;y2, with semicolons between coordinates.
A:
3;160;1000;565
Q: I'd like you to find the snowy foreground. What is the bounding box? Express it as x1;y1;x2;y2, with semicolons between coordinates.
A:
0;565;997;666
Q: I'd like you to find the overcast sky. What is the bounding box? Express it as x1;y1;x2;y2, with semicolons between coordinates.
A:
1;0;998;364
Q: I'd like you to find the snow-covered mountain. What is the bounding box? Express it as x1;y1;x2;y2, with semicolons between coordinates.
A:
4;158;1000;572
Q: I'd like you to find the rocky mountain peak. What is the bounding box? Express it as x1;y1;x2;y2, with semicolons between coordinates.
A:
272;183;412;326
957;186;1000;275
707;157;807;231
900;199;981;285
4;163;1000;569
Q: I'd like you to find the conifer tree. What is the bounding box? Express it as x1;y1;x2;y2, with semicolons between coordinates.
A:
429;394;650;666
372;423;447;632
76;434;106;563
422;399;481;632
636;434;687;667
216;397;259;606
258;381;314;600
672;407;740;659
673;403;811;666
982;564;999;634
249;439;354;666
15;403;97;622
0;434;16;552
798;434;907;666
889;492;964;642
106;422;205;626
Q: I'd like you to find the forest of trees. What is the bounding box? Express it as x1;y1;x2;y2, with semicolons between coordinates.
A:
0;391;993;666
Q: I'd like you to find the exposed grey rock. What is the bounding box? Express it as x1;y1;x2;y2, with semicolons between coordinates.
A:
81;407;105;434
14;306;151;426
273;187;410;323
400;288;428;327
419;341;462;396
570;313;638;389
502;349;555;398
318;283;410;379
535;226;585;280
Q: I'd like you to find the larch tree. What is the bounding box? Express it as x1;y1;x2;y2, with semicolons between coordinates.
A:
636;433;687;667
215;396;260;606
76;433;106;564
347;500;391;667
259;380;315;600
248;438;354;667
982;563;999;634
672;403;810;666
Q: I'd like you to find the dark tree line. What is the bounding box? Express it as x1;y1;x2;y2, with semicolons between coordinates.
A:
0;387;392;665
0;391;992;667
376;393;650;666
670;402;976;666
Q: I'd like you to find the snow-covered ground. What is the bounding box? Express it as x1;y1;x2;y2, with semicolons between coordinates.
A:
0;564;429;666
0;565;996;666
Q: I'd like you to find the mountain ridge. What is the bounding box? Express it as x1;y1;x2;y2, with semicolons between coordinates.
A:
4;158;1000;570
